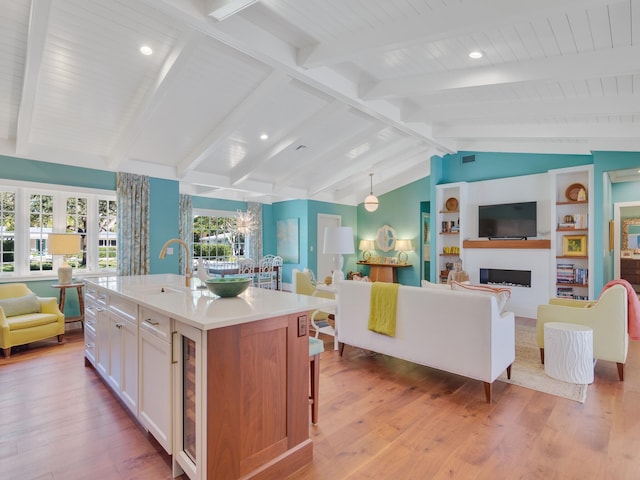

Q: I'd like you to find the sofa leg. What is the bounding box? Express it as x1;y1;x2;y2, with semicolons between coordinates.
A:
57;334;64;343
3;347;10;358
506;364;512;380
483;382;492;403
540;348;545;365
617;362;624;381
339;342;345;357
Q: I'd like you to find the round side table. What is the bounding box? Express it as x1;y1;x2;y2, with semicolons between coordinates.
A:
544;322;593;384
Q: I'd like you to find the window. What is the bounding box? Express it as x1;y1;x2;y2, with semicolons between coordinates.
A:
193;210;246;266
0;182;117;278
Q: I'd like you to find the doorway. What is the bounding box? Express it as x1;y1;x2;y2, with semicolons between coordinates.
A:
317;214;341;282
613;201;640;280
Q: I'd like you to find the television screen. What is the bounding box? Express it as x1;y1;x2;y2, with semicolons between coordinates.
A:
478;201;537;239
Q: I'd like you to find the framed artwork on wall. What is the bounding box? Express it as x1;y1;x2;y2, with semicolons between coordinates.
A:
562;235;587;256
276;218;299;263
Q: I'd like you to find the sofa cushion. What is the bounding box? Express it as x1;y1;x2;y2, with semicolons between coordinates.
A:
8;312;59;330
450;282;511;312
421;279;451;289
0;293;41;317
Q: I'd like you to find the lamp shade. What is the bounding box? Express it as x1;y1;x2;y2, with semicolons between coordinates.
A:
323;227;355;254
394;239;414;252
358;239;375;251
364;194;379;212
48;233;81;255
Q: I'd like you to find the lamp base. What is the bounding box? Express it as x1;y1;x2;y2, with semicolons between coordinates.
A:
57;265;72;285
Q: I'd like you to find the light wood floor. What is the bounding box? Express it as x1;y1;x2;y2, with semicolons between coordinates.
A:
2;322;640;480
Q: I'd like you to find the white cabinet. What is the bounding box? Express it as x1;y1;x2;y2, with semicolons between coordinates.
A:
435;183;466;283
550;166;594;300
139;307;173;454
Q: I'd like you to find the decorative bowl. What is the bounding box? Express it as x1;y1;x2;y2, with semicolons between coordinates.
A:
204;277;251;297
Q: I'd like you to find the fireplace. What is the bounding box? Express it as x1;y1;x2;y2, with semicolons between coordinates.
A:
480;268;531;288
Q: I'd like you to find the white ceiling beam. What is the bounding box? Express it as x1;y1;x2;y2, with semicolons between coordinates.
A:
335;152;431;205
364;44;640;100
229;100;347;185
137;0;453;154
454;139;592;155
272;124;386;193
307;138;422;197
176;69;287;178
16;0;52;156
409;95;640;123
433;122;640;139
108;30;203;170
298;0;621;68
206;0;258;21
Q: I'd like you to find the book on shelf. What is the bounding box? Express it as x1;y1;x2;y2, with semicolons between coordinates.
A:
557;286;574;298
556;264;588;285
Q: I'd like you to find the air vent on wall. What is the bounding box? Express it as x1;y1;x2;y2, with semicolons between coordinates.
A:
462;154;476;164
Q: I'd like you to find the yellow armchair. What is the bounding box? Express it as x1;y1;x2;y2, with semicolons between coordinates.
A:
0;283;65;358
536;284;628;380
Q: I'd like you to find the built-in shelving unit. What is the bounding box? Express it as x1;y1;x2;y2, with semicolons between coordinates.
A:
550;166;594;300
435;183;466;283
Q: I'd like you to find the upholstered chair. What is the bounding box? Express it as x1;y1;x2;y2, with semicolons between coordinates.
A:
0;283;65;357
536;284;628;380
292;269;338;350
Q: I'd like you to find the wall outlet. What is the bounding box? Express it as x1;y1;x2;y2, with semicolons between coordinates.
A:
297;315;307;337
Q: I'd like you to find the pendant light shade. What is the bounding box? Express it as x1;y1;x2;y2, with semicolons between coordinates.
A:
364;173;379;212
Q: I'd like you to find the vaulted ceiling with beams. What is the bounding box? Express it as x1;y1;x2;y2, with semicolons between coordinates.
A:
1;0;639;205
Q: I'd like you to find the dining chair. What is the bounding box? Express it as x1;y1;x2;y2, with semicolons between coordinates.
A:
272;256;283;290
237;258;256;284
256;256;275;289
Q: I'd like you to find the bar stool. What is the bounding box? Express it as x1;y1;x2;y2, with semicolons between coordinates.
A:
309;336;324;424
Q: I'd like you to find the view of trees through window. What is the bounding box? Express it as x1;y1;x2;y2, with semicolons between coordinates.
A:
193;213;246;264
0;186;117;275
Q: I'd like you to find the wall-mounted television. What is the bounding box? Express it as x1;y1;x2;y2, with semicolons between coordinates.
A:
478;201;537;239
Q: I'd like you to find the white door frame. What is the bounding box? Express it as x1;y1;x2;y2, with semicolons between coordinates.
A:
613;201;640;278
317;214;342;281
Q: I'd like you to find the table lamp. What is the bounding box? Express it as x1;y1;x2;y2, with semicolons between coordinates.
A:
48;233;81;284
394;239;414;264
358;239;375;262
323;226;354;280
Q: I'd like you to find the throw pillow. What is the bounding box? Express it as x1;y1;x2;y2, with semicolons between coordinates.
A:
450;281;511;312
0;293;41;317
421;279;451;289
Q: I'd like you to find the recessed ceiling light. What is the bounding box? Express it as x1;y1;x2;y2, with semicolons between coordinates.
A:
469;50;483;59
140;45;153;56
260;133;268;141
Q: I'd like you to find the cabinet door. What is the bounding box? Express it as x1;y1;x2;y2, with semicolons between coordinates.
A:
140;328;172;453
107;312;123;393
95;307;109;377
173;322;202;480
120;318;138;414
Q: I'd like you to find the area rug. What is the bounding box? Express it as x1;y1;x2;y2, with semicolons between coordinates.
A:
498;323;588;403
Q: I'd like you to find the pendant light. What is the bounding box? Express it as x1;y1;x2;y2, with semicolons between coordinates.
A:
364;173;379;212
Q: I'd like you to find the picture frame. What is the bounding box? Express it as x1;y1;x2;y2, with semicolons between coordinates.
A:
621;250;633;258
562;235;587;256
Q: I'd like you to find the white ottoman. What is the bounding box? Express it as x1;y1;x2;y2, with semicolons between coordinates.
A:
544;322;594;384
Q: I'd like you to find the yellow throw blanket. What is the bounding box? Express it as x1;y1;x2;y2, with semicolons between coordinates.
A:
368;282;400;337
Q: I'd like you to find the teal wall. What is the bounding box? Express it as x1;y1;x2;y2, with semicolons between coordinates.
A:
149;178;180;274
270;200;357;284
357;176;430;287
613;180;640;203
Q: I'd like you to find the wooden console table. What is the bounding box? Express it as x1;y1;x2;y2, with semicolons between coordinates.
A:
51;282;85;330
357;262;411;283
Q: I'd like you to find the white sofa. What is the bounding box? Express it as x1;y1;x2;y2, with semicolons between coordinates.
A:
337;281;515;402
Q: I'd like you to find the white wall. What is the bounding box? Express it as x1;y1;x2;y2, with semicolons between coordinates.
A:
462;173;552;318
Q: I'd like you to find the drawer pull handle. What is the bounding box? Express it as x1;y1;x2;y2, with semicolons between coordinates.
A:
171;331;178;364
144;318;160;326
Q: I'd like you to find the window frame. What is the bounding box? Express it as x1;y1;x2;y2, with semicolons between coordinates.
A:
192;208;247;264
0;179;117;280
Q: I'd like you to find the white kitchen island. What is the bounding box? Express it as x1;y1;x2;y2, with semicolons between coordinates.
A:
83;274;335;480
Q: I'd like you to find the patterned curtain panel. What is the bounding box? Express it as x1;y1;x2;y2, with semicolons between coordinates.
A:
116;172;150;276
247;202;262;260
178;194;193;274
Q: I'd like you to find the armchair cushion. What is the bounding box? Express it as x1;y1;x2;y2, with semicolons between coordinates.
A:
0;293;41;317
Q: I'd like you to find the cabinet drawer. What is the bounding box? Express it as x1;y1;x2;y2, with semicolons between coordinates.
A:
84;328;96;366
139;307;172;342
84;307;97;334
86;287;108;307
110;296;137;322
